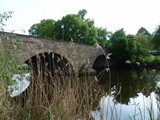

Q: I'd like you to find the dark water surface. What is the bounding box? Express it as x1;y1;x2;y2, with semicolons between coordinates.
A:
92;69;160;120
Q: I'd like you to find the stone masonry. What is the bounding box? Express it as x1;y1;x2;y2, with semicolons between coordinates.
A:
0;32;104;73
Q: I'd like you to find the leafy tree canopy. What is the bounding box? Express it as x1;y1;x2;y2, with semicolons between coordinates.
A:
52;9;98;45
137;27;151;36
135;27;153;56
53;14;97;45
96;27;109;47
78;9;87;20
126;34;136;60
109;29;145;62
153;25;160;51
110;29;128;62
135;34;150;56
29;9;114;46
28;19;56;38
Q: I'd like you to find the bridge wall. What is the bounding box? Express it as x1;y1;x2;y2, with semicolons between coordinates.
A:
0;32;104;73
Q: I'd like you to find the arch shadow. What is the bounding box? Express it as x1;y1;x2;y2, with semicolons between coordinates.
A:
92;55;109;74
25;52;74;78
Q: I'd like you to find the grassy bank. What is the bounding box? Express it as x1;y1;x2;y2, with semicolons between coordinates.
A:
142;55;160;68
0;74;102;119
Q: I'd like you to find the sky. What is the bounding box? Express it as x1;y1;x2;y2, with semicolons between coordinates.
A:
1;0;160;35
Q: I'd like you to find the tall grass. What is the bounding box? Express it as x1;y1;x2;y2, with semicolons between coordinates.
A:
7;74;101;119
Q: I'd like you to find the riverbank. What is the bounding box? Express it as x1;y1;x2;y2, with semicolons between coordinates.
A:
108;55;160;70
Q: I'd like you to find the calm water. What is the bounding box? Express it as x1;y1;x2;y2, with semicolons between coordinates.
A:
92;69;160;120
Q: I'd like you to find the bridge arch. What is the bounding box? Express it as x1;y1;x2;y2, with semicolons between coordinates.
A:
93;55;109;74
25;52;74;77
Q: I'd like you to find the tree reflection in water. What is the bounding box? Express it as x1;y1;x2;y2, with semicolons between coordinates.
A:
97;69;157;104
92;69;160;119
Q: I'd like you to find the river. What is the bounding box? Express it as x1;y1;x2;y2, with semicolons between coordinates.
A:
92;69;160;120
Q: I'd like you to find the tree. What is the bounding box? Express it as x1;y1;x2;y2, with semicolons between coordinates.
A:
135;27;152;57
126;34;136;61
84;18;97;45
28;19;55;38
135;34;149;56
96;27;109;47
153;25;160;51
110;29;129;62
28;9;98;45
137;27;151;36
53;13;97;45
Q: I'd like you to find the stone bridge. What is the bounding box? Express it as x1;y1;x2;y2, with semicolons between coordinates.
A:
0;32;106;75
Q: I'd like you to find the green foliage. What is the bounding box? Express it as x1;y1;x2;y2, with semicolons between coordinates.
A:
96;27;109;47
78;9;87;20
134;41;144;61
0;12;30;90
0;43;29;88
134;35;147;61
0;12;15;87
83;18;98;45
109;27;153;63
53;13;97;45
28;9;100;46
135;27;152;58
0;40;15;87
110;29;129;62
126;34;136;61
142;56;160;66
152;25;160;51
137;27;151;36
29;9;118;46
142;56;155;63
28;19;56;38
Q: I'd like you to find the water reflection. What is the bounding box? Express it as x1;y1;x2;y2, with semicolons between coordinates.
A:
92;92;158;120
98;70;157;104
92;69;160;119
